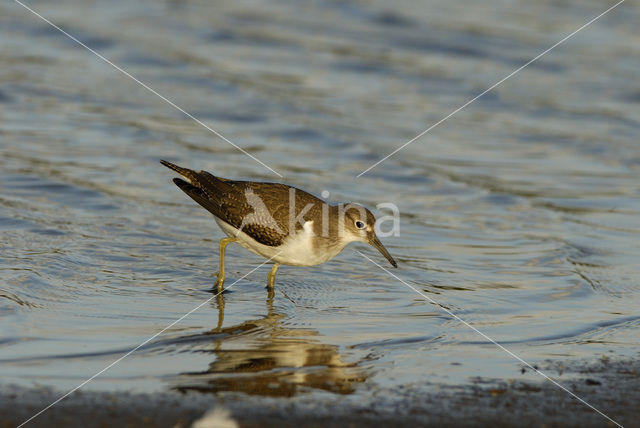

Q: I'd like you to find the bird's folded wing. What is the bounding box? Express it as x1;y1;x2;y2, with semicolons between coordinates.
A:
162;160;288;246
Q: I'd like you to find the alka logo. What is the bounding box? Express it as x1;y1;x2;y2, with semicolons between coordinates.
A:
238;188;400;238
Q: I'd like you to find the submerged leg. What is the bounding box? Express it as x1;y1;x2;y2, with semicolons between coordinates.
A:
214;237;237;292
267;263;280;290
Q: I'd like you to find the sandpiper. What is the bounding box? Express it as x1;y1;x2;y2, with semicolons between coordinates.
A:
161;160;397;291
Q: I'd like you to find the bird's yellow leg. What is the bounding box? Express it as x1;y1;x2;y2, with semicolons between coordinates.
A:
214;237;237;292
267;263;280;290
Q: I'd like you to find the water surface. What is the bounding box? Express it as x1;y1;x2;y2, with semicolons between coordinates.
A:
1;0;639;417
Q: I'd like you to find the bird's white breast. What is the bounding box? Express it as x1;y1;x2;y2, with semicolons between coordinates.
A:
215;219;341;266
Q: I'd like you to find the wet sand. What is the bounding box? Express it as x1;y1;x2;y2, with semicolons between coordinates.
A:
3;358;638;428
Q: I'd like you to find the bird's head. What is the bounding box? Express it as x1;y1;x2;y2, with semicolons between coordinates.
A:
342;204;397;268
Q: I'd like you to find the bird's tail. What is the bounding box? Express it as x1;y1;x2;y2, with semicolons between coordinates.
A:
160;159;197;180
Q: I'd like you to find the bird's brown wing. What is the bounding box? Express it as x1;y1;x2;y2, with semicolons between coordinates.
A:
161;160;287;246
246;181;325;235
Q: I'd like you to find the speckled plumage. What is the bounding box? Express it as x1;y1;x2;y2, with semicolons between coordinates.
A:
161;160;329;247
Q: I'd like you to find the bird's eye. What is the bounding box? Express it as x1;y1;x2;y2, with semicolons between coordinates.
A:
355;220;366;229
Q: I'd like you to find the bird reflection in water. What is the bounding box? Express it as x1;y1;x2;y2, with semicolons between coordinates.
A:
172;290;366;397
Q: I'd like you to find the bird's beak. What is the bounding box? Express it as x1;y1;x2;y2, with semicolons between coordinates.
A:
370;236;398;268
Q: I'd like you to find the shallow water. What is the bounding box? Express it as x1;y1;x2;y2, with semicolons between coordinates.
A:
1;0;639;412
